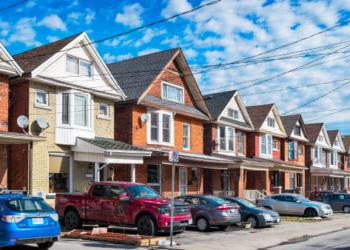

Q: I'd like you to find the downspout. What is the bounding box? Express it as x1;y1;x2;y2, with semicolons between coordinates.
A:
29;142;33;195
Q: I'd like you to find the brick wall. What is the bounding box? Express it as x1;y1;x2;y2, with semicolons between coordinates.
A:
235;129;247;155
0;74;9;131
272;137;281;159
203;123;217;155
114;106;133;144
114;164;131;182
246;132;259;158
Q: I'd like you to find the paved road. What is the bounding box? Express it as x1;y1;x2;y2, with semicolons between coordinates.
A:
269;228;350;250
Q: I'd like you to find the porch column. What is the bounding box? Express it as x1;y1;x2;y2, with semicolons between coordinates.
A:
94;163;100;181
261;171;270;193
273;171;282;194
131;164;136;183
234;168;244;198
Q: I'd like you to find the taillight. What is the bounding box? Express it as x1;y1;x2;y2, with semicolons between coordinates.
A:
234;206;240;210
50;214;59;221
2;215;25;223
256;199;258;204
216;205;229;211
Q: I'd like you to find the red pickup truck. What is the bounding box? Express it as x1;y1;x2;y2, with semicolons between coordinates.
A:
55;181;192;235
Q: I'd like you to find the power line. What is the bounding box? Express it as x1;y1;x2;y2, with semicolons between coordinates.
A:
0;0;27;12
306;106;350;122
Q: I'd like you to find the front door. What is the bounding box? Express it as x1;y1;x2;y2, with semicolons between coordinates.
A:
103;185;131;225
284;196;304;215
179;168;187;195
271;195;285;213
147;165;161;193
86;184;108;221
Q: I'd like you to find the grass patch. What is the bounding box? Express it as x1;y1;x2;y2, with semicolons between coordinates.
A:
281;216;330;223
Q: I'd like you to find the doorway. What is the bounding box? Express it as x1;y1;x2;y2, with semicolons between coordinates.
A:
179;168;187;195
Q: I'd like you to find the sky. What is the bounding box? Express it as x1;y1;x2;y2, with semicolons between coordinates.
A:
1;0;350;134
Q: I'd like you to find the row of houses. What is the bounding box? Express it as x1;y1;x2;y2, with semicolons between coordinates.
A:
0;32;349;205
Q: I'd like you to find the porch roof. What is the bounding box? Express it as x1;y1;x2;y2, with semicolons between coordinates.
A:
254;157;308;172
310;166;350;178
0;131;48;144
211;153;274;170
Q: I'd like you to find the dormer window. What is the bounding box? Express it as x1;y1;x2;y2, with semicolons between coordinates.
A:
228;109;238;119
335;139;339;146
319;135;323;141
66;56;92;77
267;117;275;127
162;81;184;103
294;126;300;135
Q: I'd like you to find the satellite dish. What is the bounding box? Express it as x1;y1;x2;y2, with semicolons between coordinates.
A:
141;113;149;123
37;116;48;130
17;116;29;129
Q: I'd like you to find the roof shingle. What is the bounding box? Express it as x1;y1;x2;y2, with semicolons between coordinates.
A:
246;104;274;129
79;137;148;151
280;115;300;136
202;90;237;119
327;130;339;146
304;123;323;143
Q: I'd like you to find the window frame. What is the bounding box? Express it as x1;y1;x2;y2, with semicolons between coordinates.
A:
34;89;52;110
228;108;238;119
97;103;110;120
66;55;93;78
183;123;191;150
260;134;272;158
294;126;301;136
334;139;339;147
237;132;244;154
273;139;279;151
318;135;323;142
161;81;184;104
267;117;275;127
146;109;174;146
218;126;235;152
298;146;303;155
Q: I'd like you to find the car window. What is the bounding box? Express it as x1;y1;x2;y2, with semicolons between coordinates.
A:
5;199;53;213
204;196;230;204
125;185;161;199
187;197;201;205
176;197;187;202
323;196;331;202
336;194;349;200
200;199;209;204
238;199;258;208
313;192;319;197
284;196;299;203
91;185;108;197
109;185;128;199
271;195;284;201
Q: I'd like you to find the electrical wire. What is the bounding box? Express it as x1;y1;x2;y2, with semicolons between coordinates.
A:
0;0;27;12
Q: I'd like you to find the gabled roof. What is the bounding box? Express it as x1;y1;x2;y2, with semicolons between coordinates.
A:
304;123;323;143
327;130;339;145
280;114;310;140
203;90;237;119
0;42;23;76
107;48;179;101
246;104;274;128
13;33;82;74
342;135;350;153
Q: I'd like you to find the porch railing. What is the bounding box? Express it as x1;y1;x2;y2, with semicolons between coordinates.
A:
282;189;295;194
213;190;235;197
243;190;266;201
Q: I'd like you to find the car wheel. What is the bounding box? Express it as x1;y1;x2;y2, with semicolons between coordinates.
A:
196;217;210;232
218;225;228;230
65;210;82;230
343;206;350;213
37;242;54;249
246;216;259;228
305;209;317;217
137;215;158;236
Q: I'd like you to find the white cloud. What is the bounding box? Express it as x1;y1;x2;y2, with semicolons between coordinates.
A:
135;28;166;47
47;36;59;42
161;36;181;47
0;19;9;37
68;12;81;24
69;0;78;8
183;48;198;59
1;30;8;36
122;39;133;46
138;48;161;56
104;37;124;47
85;8;95;24
115;3;144;28
161;0;192;19
103;53;116;63
38;15;67;31
117;53;133;61
26;1;35;8
8;17;41;47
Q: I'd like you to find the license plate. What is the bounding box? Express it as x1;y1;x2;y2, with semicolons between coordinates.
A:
230;209;236;213
32;218;44;225
277;218;281;223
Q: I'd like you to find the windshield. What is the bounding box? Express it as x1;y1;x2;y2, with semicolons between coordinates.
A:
237;199;258;208
296;195;310;203
126;185;162;199
5;199;54;213
205;196;230;204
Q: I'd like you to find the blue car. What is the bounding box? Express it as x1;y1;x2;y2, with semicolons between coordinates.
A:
0;193;60;249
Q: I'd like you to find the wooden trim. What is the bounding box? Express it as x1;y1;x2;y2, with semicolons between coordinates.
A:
165;68;184;76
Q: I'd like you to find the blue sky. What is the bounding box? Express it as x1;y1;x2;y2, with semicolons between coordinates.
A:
2;0;350;134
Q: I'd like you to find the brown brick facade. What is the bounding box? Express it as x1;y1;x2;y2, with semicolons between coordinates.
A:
0;74;9;187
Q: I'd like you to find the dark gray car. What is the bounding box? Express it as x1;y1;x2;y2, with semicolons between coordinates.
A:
176;195;241;231
318;193;350;213
222;197;281;228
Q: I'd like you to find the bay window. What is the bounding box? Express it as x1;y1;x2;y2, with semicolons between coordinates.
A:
74;94;87;126
218;126;235;152
150;113;158;141
62;93;69;125
147;110;174;146
219;127;226;150
260;134;272;157
237;132;243;154
288;141;298;160
183;124;190;150
162;81;184;103
163;115;170;143
228;128;234;151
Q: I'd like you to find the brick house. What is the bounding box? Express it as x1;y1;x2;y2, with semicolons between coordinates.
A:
8;33;152;203
304;124;350;196
245;104;308;195
108;48;230;198
202;90;274;198
342;135;350;190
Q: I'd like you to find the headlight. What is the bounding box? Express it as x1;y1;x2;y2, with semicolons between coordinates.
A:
158;205;171;216
259;213;271;218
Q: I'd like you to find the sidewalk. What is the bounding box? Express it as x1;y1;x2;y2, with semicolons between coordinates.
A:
172;215;350;250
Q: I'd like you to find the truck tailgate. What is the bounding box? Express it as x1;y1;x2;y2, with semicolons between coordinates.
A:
55;193;87;220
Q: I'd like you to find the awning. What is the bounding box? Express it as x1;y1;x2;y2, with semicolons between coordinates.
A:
254;156;308;173
310;166;350;178
0;131;48;144
71;138;152;164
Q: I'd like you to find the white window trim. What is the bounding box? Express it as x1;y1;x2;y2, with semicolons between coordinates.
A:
161;81;184;104
259;134;272;158
183;123;191;151
97;103;111;120
146;109;174;147
267;117;275;128
273;139;279;151
66;55;94;79
147;165;162;193
217;126;235;153
228;108;239;119
179;167;188;195
330;151;338;167
35;89;52;110
48;152;73;195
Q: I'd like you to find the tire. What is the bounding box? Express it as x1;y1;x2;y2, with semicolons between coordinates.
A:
65;210;82;231
246;215;259;228
137;215;158;236
37;242;54;249
218;225;228;230
305;209;317;217
196;217;210;232
343;206;350;213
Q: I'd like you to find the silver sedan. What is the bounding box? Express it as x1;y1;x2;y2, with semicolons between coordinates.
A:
256;194;333;217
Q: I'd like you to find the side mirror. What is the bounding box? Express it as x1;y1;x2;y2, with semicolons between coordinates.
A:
119;194;131;201
296;200;301;204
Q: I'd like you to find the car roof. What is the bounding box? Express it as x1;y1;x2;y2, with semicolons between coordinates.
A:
0;194;43;200
93;181;147;186
271;193;298;196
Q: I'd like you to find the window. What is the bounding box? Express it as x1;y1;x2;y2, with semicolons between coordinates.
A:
191;168;198;179
150;113;158;141
5;199;53;213
288;142;293;159
219;127;226;150
163;114;170;143
284;195;298;202
294;141;298;159
147;165;161;192
99;103;108;116
91;185;107;197
319;135;323;141
162;82;183;103
313;147;318;163
294;126;300;135
288;141;298;160
219;127;234;152
331;151;334;165
271;195;284;201
109;186;128;199
267;117;275;127
290;173;295;190
74;94;87;127
228;128;234;151
183;124;190;150
237;132;243;154
273;140;278;150
298;146;303;154
66;56;92;77
228;109;238;119
36;90;48;106
335;139;339;146
314;176;318;189
221;170;230;191
62;93;69;125
260;134;272;156
331;151;338;166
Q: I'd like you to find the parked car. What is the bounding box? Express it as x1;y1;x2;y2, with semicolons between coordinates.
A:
175;195;240;232
56;182;191;236
221;197;280;228
0;193;60;249
309;191;335;201
256;194;333;217
317;193;350;213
